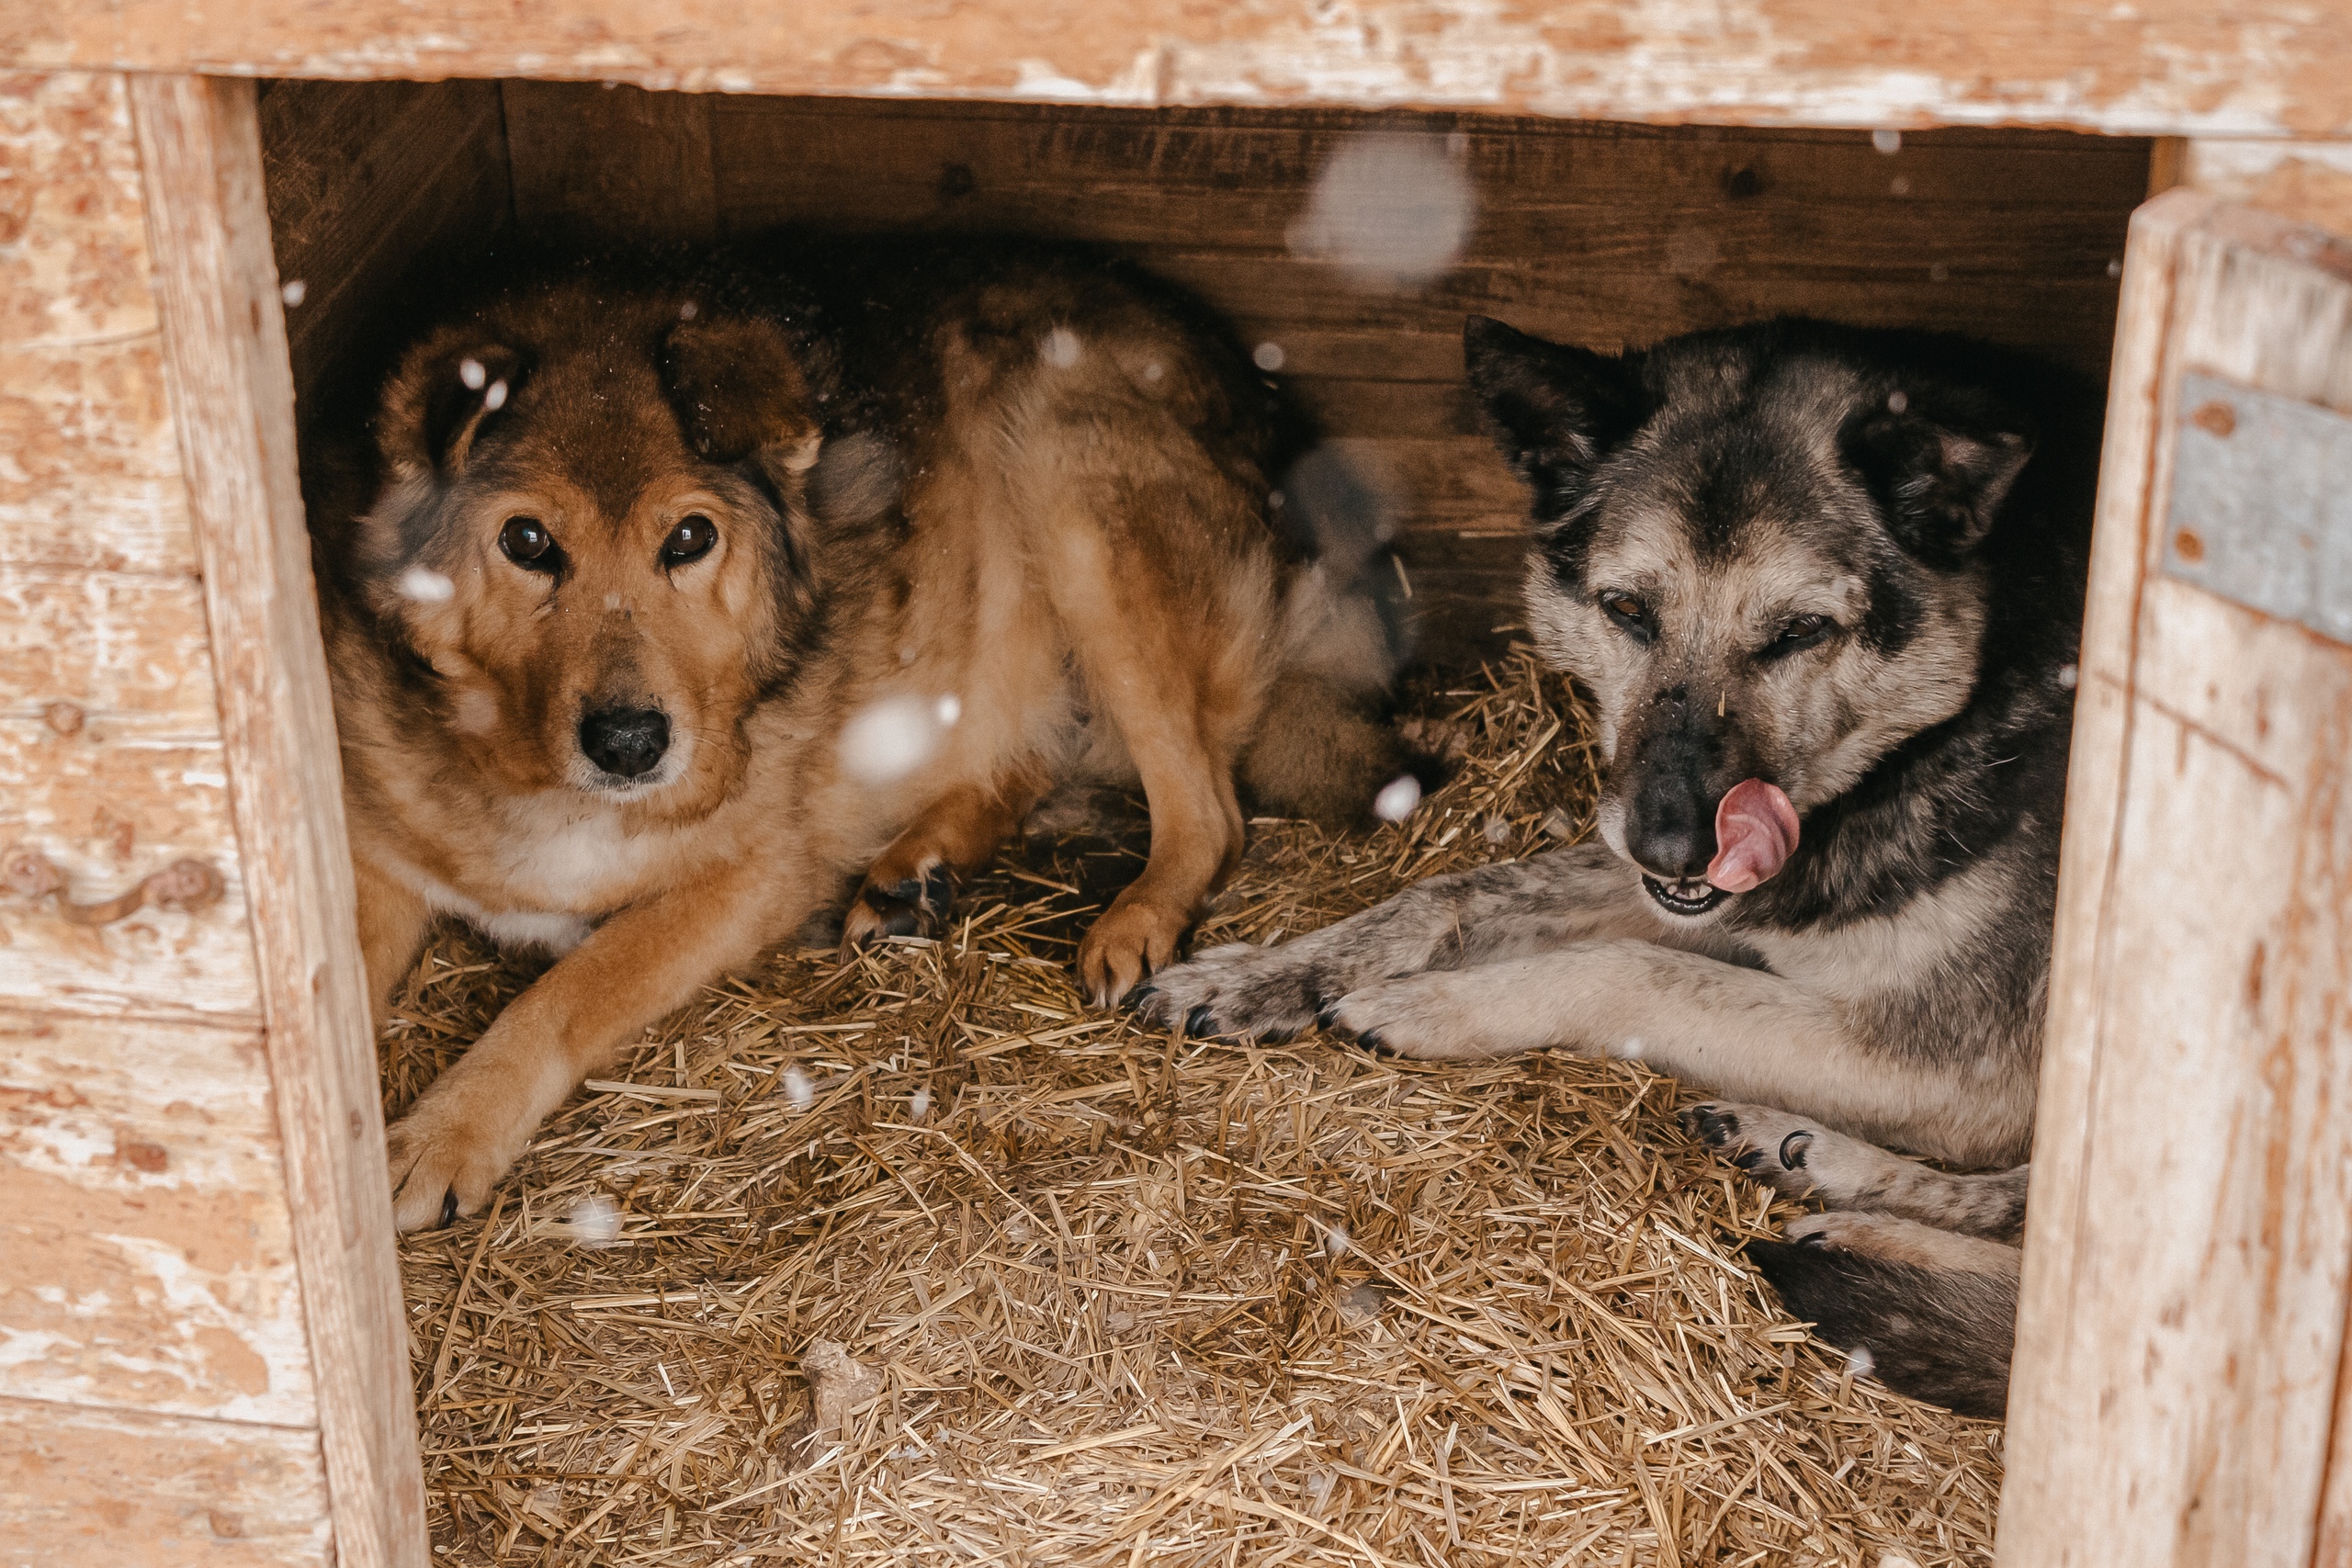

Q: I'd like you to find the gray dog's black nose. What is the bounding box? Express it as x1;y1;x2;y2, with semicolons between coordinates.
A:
1626;772;1718;881
579;706;670;780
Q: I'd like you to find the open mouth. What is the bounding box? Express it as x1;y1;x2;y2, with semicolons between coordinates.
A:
1642;875;1728;918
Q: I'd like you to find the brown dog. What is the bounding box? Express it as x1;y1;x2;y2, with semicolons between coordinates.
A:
315;244;1402;1230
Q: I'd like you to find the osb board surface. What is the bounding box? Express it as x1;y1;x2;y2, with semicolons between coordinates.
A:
8;0;2351;138
0;1008;314;1425
487;89;2142;660
0;570;263;1024
386;657;2002;1566
0;1393;333;1567
0;72;196;575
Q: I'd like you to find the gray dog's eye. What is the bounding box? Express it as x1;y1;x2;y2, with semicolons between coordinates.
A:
662;514;718;566
1775;614;1832;647
1600;592;1655;641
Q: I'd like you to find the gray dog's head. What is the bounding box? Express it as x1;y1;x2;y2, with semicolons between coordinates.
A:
1464;316;2035;920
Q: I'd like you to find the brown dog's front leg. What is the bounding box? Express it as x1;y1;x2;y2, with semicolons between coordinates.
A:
382;865;788;1231
354;854;432;1034
842;767;1049;953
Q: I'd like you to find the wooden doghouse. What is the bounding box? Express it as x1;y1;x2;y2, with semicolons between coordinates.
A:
2;6;2348;1564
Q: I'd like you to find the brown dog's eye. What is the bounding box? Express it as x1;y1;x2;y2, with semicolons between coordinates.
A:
499;516;559;571
662;514;717;566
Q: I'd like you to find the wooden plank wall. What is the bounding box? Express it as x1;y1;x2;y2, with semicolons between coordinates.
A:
2000;192;2352;1567
0;71;330;1563
479;88;2148;663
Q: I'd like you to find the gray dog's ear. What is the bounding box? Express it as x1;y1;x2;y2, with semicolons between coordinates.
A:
1840;393;2033;568
1463;315;1647;527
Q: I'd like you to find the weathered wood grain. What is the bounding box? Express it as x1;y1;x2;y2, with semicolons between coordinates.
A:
132;73;426;1568
0;73;196;576
6;0;2349;138
0;560;262;1022
0;1008;313;1425
0;1393;332;1567
2001;195;2352;1568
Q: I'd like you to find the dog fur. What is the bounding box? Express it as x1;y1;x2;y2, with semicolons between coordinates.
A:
316;243;1403;1232
1137;316;2098;1417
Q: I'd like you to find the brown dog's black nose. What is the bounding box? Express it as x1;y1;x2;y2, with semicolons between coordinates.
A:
579;707;670;780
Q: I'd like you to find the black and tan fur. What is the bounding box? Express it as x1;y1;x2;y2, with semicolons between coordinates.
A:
320;243;1403;1232
1138;316;2098;1417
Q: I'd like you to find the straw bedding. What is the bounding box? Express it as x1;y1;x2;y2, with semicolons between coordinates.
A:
385;650;2003;1566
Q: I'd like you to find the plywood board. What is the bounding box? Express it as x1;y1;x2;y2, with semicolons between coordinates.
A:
3;0;2348;139
0;1393;332;1567
0;1008;313;1425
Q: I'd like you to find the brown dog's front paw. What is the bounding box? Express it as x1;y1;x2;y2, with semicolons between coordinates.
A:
841;863;955;953
385;1087;533;1232
1078;897;1189;1008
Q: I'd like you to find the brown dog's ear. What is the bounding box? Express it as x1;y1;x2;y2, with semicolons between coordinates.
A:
661;315;822;482
379;334;533;477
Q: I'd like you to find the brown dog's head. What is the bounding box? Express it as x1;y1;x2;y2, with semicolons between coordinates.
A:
355;277;840;818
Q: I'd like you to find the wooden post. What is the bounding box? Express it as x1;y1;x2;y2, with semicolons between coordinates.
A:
2000;189;2352;1566
129;73;427;1568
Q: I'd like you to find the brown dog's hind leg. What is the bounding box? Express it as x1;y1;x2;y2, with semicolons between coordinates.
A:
842;769;1048;953
1071;656;1246;1006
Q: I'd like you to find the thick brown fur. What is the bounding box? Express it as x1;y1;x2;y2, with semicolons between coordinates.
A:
321;245;1400;1231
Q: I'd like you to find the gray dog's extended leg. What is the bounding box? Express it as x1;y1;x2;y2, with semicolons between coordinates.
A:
1680;1102;2030;1240
1133;843;1652;1041
1312;939;2021;1167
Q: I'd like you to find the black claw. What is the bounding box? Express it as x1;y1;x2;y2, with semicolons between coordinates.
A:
1683;1104;1737;1145
1355;1031;1392;1056
1127;984;1159;1014
439;1189;459;1229
1315;1002;1341;1030
1185;1004;1216;1037
1779;1130;1813;1169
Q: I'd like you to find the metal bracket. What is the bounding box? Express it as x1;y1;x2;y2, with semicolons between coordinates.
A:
2162;370;2352;646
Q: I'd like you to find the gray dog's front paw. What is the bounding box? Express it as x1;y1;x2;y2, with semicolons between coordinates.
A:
1318;971;1554;1060
1130;942;1330;1041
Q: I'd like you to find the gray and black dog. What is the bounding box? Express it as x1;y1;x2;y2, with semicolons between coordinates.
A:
1136;315;2098;1418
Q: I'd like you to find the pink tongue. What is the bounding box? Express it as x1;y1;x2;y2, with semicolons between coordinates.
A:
1707;779;1799;893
